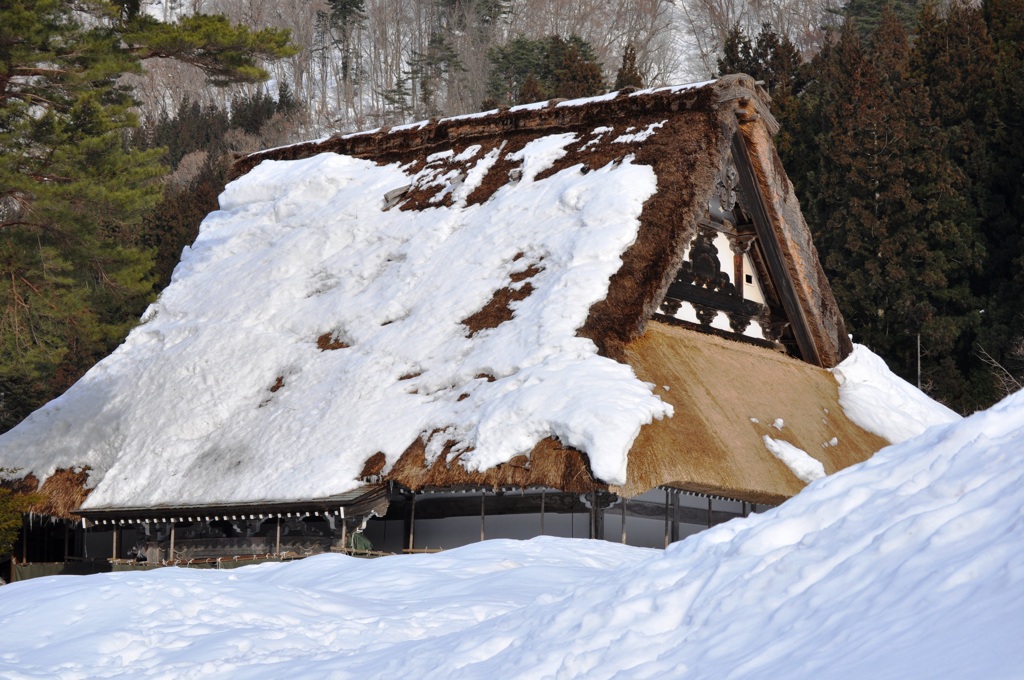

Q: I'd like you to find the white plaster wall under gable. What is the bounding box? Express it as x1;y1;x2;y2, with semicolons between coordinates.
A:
742;252;766;305
668;234;767;341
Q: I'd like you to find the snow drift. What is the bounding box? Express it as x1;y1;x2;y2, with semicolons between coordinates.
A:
1;386;1018;679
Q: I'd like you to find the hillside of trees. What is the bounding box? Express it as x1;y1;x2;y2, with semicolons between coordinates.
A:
2;0;1023;433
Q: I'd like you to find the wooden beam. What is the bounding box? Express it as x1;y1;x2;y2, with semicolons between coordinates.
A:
666;281;766;318
664;489;670;548
401;492;582;519
652;313;780;351
731;132;822;366
379;492;742;527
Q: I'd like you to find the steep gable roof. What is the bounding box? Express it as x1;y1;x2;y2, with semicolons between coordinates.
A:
0;76;882;517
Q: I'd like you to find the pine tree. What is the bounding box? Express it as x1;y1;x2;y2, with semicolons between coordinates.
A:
614;45;644;90
487;35;605;106
840;0;922;37
1;0;165;430
806;11;982;405
716;23;807;191
0;0;296;431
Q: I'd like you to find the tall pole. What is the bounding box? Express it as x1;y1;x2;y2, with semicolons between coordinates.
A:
921;333;929;387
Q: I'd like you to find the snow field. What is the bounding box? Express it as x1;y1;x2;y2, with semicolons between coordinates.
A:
1;388;1020;678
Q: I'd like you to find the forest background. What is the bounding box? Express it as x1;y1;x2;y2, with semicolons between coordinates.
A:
2;0;1023;440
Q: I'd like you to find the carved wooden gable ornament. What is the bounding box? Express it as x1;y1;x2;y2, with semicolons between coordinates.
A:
656;148;798;356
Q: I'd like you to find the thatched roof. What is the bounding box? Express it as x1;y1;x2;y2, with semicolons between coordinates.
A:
233;75;850;366
620;321;887;504
0;75;881;517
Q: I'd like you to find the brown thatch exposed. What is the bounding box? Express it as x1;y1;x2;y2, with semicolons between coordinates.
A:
461;262;542;336
618;321;887;504
8;469;92;519
384;319;884;503
386;437;604;495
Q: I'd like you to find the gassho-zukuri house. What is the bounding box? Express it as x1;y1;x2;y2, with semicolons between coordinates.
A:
1;74;892;576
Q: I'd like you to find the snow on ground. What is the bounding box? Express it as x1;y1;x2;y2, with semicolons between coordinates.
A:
832;343;962;443
0;133;670;507
3;389;1022;679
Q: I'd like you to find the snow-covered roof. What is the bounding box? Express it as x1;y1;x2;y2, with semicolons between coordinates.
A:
0;76;902;515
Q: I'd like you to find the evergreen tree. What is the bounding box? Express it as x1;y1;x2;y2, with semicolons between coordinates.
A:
230;89;278;135
320;0;365;115
976;0;1024;399
840;0;921;37
805;11;982;404
409;33;464;116
910;1;1001;408
487;35;605;106
546;36;605;101
120;13;295;86
1;0;165;431
717;22;802;96
0;0;295;431
612;45;644;90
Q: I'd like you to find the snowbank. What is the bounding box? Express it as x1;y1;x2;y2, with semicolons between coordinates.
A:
2;389;1022;678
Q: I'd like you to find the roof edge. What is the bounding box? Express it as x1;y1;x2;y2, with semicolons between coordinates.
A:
228;80;732;179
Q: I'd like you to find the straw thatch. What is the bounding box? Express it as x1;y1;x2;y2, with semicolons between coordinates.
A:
618;321;887;503
381;321;884;503
6;469;92;520
387;436;604;495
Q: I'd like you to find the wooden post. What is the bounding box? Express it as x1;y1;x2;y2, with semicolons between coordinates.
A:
734;251;744;299
480;492;485;542
591;493;605;541
112;526;118;560
275;517;282;555
707;498;713;527
620;496;627;544
589;493;595;539
169;523;176;563
403;493;411;553
671;492;679;543
664;489;670;548
540;490;545;536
